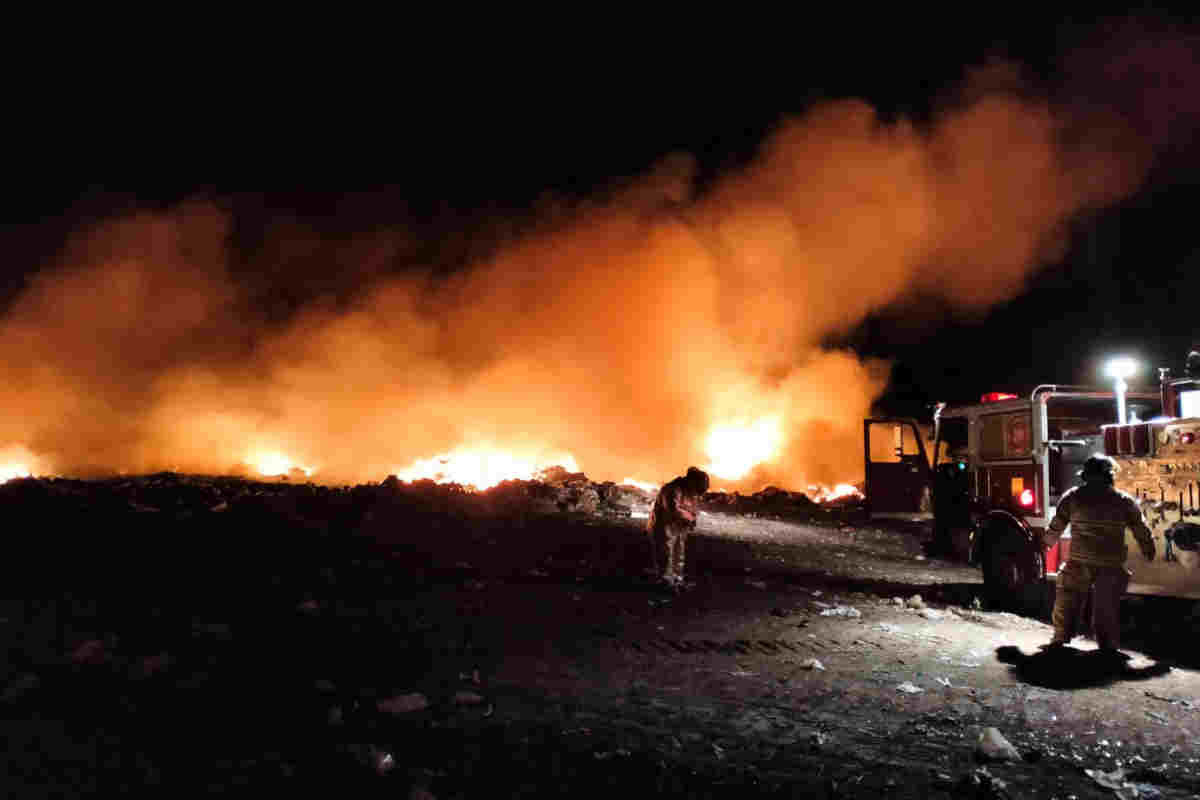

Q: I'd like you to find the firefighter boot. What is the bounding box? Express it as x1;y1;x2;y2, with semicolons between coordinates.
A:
1050;560;1100;647
1092;566;1131;654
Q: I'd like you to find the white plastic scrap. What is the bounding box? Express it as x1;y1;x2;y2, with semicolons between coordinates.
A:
800;658;826;671
976;727;1021;761
935;677;953;688
919;608;943;620
896;682;923;694
820;606;861;618
1084;767;1141;799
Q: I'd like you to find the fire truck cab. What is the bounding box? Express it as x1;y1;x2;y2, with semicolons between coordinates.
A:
864;352;1200;614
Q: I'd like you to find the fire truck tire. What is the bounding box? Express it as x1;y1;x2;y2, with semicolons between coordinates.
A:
980;518;1047;616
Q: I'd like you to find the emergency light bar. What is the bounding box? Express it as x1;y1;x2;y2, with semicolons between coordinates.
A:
981;392;1018;403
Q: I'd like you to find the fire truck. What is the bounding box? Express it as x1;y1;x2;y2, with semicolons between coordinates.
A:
863;349;1200;614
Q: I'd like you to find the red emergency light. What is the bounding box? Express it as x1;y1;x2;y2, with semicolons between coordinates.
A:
981;392;1019;403
1019;489;1035;507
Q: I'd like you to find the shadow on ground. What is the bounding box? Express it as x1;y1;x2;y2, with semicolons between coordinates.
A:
995;645;1172;690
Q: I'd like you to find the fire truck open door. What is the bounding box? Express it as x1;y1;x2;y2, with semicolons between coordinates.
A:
863;418;933;516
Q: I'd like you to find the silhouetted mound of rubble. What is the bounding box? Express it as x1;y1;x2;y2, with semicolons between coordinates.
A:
1;469;864;538
701;486;828;518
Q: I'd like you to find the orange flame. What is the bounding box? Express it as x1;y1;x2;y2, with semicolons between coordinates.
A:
393;446;579;490
245;450;314;478
703;417;784;481
0;463;31;483
809;483;864;503
0;445;39;483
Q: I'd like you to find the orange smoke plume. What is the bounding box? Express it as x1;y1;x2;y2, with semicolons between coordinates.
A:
0;65;1151;490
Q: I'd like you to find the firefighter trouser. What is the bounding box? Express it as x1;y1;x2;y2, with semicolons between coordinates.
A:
1051;561;1131;650
651;522;689;583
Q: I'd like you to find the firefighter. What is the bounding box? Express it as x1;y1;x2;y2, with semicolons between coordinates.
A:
1043;454;1155;655
648;467;710;590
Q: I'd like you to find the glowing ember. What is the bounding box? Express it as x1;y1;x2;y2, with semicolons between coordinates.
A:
0;445;39;483
809;483;864;503
620;477;660;493
703;417;784;481
394;446;579;490
246;451;314;478
0;463;31;483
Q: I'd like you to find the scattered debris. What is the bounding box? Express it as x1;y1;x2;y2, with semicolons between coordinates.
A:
906;595;925;610
1085;766;1141;799
373;750;396;775
919;608;943;621
746;580;768;590
935;677;953;688
1146;710;1169;724
1145;690;1196;710
875;623;902;634
892;597;905;606
820;606;861;618
711;743;726;760
914;555;926;561
810;731;827;748
896;682;923;694
453;690;484;705
976;727;1021;761
729;670;758;678
377;693;428;714
70;639;109;665
800;658;826;671
958;767;1007;797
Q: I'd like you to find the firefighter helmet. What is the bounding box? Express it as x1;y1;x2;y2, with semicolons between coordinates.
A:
1080;454;1117;484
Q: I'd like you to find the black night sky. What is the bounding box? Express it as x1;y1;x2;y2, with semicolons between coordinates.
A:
4;11;1200;425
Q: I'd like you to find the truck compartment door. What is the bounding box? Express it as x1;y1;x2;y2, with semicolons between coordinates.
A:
864;418;932;514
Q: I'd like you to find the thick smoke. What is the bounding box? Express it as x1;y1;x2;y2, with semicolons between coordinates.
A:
0;66;1151;489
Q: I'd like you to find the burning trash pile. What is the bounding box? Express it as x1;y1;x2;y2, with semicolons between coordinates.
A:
701;483;865;518
0;464;860;534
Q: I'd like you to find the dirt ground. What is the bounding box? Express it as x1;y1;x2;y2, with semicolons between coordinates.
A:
4;489;1200;798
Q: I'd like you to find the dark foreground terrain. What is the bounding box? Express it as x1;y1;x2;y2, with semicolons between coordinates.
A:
3;474;1200;798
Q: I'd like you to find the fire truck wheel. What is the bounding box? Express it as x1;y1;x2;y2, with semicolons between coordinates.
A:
980;519;1047;616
